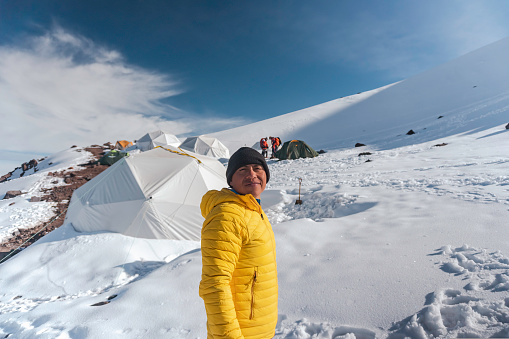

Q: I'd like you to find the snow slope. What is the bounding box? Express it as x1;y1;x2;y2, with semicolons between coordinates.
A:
0;37;509;338
212;36;509;153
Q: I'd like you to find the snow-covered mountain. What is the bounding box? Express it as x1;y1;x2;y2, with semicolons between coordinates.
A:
212;36;509;153
0;37;508;338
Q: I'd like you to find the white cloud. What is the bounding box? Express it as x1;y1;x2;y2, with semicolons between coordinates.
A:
0;26;245;159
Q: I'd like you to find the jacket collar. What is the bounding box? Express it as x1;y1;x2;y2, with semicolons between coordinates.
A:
229;188;261;205
201;188;262;218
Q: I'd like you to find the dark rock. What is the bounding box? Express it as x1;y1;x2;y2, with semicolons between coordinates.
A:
91;301;110;306
434;143;448;147
358;152;372;156
0;174;11;183
365;159;373;163
317;150;326;154
107;294;118;301
406;130;416;135
30;197;42;202
21;159;38;172
506;123;509;130
4;191;23;199
438;115;444;119
355;143;366;147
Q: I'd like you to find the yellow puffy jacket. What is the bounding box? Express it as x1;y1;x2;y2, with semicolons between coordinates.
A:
199;188;278;339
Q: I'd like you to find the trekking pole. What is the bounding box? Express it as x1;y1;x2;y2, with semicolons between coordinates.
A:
295;178;303;205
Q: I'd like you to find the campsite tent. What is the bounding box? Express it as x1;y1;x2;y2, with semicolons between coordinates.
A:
179;135;230;158
98;150;129;166
65;146;227;240
115;140;133;150
136;130;181;151
275;140;319;160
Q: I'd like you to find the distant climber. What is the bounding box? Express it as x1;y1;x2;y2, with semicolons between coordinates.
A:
269;136;281;158
260;137;269;158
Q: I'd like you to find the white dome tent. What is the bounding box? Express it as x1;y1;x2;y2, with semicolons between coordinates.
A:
179;135;230;158
65;146;227;240
136;130;181;151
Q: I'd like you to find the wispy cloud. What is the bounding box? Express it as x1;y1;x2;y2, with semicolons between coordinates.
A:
0;25;246;159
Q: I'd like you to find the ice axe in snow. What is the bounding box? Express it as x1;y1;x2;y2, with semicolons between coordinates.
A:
295;178;303;205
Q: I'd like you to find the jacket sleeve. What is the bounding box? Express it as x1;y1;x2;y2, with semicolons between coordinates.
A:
199;207;247;338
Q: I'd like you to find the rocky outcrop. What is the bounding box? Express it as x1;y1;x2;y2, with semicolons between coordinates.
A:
3;191;23;199
0;145;109;259
21;159;38;172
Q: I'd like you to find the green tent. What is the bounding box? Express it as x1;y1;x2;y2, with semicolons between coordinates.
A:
275;140;319;160
99;150;129;166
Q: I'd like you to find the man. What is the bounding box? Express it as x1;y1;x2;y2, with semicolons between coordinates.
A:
199;147;278;338
269;136;280;159
260;137;269;158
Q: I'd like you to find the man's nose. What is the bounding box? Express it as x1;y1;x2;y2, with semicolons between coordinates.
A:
245;167;257;177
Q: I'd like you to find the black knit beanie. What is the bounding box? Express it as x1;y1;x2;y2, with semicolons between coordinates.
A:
226;147;270;185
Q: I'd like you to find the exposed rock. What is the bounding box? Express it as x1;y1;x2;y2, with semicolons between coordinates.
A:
30;196;42;202
406;130;416;135
434;143;448;147
506;123;509;130
91;301;110;306
0;146;109;258
21;159;38;172
3;191;23;199
358;152;372;156
0;173;12;183
438;115;444;119
355;143;366;147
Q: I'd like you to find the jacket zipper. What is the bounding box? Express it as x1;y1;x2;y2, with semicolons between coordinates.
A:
250;269;257;320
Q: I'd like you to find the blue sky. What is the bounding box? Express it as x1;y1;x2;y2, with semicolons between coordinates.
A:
2;1;509;173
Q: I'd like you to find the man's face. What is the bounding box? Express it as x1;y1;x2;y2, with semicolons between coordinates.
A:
230;164;267;199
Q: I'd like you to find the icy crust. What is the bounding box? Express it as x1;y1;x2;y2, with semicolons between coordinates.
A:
272;245;509;339
0;201;58;242
388;245;509;339
266;134;509;207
